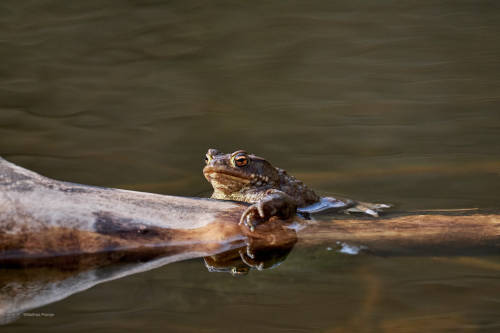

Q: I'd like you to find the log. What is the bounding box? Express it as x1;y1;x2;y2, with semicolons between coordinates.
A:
0;156;295;267
1;156;499;265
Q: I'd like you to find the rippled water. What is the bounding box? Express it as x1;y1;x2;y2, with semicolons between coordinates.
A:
1;1;500;332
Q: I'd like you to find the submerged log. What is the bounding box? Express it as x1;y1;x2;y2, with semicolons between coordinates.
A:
298;209;500;255
0;156;499;264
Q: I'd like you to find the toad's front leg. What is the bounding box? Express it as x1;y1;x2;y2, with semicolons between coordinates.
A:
240;189;297;232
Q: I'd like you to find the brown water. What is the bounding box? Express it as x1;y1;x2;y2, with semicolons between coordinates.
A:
1;0;500;332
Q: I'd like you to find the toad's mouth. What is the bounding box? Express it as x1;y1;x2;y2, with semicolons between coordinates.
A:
203;167;252;193
203;166;273;192
203;167;252;184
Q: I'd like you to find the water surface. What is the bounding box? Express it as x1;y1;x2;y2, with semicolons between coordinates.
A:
1;0;500;332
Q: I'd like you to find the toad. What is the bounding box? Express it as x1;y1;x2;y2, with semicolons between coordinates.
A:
203;149;389;231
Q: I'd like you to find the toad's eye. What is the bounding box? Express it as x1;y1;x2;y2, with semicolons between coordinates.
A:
205;154;212;164
233;154;248;167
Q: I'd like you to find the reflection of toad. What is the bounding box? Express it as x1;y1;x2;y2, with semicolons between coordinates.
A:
203;149;389;231
204;240;296;276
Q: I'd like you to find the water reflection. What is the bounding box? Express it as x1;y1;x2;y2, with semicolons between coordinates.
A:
0;246;216;325
205;233;297;275
1;244;293;324
0;219;298;325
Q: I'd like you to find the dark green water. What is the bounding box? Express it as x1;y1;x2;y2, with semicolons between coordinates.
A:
1;1;500;332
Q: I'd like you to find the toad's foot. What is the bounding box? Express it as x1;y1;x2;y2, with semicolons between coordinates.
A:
298;197;390;217
298;197;356;214
239;189;297;232
345;201;391;217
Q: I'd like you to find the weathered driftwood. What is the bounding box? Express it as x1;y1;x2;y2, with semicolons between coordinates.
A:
1;156;499;265
0;156;294;266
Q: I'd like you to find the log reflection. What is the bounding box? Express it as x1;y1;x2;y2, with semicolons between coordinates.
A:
0;215;298;325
